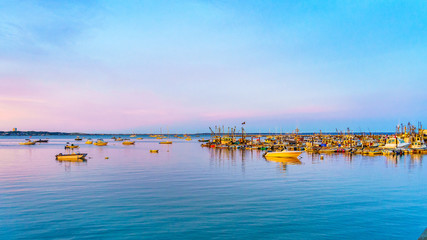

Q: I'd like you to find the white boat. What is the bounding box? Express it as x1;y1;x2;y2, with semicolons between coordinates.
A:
411;140;427;150
382;137;410;149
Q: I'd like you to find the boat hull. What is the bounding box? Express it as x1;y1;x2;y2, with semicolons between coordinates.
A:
265;151;302;158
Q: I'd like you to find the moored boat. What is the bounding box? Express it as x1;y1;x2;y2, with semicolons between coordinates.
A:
56;153;87;161
94;139;108;146
19;139;35;145
122;139;135;145
264;150;302;158
85;139;93;144
159;141;172;144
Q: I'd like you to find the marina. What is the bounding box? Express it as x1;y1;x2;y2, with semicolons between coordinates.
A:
1;134;427;239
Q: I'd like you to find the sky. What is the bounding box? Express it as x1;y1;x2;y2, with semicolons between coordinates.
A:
0;0;426;133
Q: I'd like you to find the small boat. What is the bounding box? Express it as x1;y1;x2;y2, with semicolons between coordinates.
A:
185;137;192;141
75;136;82;141
265;156;302;165
150;150;159;153
56;153;87;161
130;134;137;138
94;139;108;146
159;141;172;144
19;139;35;145
65;143;79;149
264;150;302;158
115;137;123;141
35;139;49;143
85;139;93;144
122;139;135;145
136;137;143;140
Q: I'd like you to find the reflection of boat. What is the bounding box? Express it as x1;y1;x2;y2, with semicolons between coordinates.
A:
56;153;87;161
264;150;302;158
85;139;93;144
159;141;172;144
265;156;302;165
75;136;82;141
122;139;135;145
150;150;159;153
19;139;35;145
94;139;108;146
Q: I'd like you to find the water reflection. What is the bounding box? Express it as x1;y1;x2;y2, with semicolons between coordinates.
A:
264;156;302;173
56;159;87;172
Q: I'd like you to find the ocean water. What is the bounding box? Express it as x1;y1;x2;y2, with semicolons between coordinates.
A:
0;136;426;239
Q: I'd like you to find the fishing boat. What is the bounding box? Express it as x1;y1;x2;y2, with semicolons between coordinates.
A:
122;139;135;145
198;138;209;142
65;143;79;149
150;150;159;153
56;153;87;161
382;137;410;149
410;140;427;150
264;150;302;158
85;139;93;144
75;136;82;141
94;139;108;146
159;141;172;144
19;139;35;145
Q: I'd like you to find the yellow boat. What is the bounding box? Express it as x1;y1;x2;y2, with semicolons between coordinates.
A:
130;134;136;138
115;137;123;141
150;150;159;153
122;139;135;145
56;153;87;161
94;139;108;146
264;150;302;158
185;137;192;141
19;139;35;145
85;139;93;144
136;137;143;140
265;156;302;165
65;144;79;149
159;141;172;144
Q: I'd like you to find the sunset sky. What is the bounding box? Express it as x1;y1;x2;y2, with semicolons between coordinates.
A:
1;0;426;133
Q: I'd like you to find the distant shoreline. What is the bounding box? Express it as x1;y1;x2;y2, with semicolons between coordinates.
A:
0;131;396;136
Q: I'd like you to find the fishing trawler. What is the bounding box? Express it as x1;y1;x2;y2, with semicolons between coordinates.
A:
382;137;410;149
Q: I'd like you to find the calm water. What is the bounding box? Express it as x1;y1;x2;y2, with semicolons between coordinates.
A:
1;136;426;239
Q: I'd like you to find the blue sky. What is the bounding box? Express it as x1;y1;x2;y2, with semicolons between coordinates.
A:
0;0;426;133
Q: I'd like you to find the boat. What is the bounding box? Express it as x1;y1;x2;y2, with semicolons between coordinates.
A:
265;156;302;165
75;136;82;141
85;139;93;144
56;153;87;161
185;137;192;141
122;139;135;145
198;138;209;142
136;137;143;140
115;137;123;141
382;137;410;149
65;143;79;149
130;134;136;138
150;150;159;153
410;139;427;150
94;139;108;146
264;150;302;158
19;139;35;145
35;139;48;143
159;141;172;144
